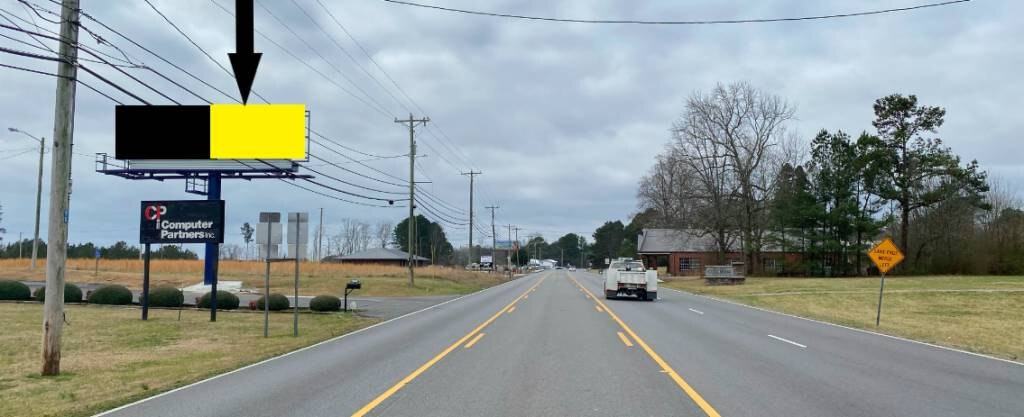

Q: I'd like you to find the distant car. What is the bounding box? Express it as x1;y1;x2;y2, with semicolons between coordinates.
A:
568;267;576;272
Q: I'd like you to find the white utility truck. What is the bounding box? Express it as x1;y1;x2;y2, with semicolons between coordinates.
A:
604;258;657;301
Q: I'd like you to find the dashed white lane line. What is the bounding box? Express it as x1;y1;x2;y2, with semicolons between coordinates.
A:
688;308;704;315
768;334;807;349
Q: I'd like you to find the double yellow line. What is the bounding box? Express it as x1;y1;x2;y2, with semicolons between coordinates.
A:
351;276;546;417
569;275;722;417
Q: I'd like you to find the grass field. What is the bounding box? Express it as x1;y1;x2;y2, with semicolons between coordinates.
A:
0;303;378;417
0;259;504;297
663;276;1024;361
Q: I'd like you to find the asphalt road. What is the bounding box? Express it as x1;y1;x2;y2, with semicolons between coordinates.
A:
95;270;1024;417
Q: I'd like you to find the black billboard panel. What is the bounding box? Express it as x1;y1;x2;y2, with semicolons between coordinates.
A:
116;105;210;160
140;200;225;244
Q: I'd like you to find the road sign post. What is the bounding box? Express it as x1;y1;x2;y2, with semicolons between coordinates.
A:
258;212;282;337
288;212;308;337
867;237;905;326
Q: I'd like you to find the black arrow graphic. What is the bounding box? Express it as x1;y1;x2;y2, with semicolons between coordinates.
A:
228;0;260;104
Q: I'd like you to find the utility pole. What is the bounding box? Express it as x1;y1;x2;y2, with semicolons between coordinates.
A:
485;205;498;271
41;0;80;376
513;227;522;269
461;171;481;266
506;224;513;274
316;207;323;262
579;235;586;269
18;232;23;259
8;127;45;270
396;114;429;286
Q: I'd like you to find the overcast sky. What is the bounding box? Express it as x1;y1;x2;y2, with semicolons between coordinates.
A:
0;0;1020;254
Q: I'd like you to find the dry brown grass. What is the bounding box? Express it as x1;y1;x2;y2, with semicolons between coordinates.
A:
664;276;1024;361
0;303;377;417
0;259;505;297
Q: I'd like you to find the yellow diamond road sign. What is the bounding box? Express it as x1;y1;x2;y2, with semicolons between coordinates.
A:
868;237;904;274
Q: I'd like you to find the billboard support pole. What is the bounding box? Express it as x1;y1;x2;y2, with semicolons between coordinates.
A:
142;243;151;320
204;172;222;322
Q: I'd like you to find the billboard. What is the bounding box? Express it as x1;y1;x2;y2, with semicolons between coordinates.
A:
140;200;225;244
495;240;517;250
480;255;493;264
116;104;306;160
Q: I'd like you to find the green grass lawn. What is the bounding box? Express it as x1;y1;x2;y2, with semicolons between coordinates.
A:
663;276;1024;361
0;303;378;417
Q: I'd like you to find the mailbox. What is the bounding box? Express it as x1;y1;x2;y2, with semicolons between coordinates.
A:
344;280;361;312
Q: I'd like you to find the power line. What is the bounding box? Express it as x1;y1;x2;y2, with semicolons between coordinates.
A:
379;0;971;25
313;0;479;174
304;155;407;196
256;0;394;117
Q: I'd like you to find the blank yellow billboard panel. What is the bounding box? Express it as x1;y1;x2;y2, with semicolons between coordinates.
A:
209;104;306;159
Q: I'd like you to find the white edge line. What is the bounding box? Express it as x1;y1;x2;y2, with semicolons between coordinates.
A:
665;287;1024;367
688;308;704;315
768;334;807;348
91;274;537;417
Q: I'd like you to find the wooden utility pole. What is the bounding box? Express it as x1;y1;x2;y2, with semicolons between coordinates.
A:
506;224;513;274
514;227;522;269
461;171;481;266
41;0;80;376
485;205;498;271
396;114;429;286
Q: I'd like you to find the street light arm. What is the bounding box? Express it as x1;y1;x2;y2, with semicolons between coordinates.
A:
8;127;44;143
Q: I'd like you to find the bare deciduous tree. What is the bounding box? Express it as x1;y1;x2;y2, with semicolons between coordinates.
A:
376;221;393;248
643;82;796;271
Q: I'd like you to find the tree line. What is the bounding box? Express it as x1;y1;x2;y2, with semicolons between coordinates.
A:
0;239;198;260
636;82;994;275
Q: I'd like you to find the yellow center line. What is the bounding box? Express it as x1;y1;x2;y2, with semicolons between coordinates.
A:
569;275;722;417
617;331;634;347
595;305;604;313
464;333;486;348
507;306;516;314
350;276;546;417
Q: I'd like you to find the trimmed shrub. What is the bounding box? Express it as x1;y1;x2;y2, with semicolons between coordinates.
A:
148;286;184;308
33;283;84;303
197;291;239;310
88;284;133;305
256;293;290;311
309;295;341;312
0;280;31;300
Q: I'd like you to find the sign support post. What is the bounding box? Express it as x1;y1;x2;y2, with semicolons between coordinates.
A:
264;219;271;338
257;212;282;337
142;243;151;320
867;237;904;327
294;255;299;337
875;272;886;326
286;212;308;337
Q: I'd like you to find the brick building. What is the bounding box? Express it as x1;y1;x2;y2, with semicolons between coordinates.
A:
636;229;801;276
